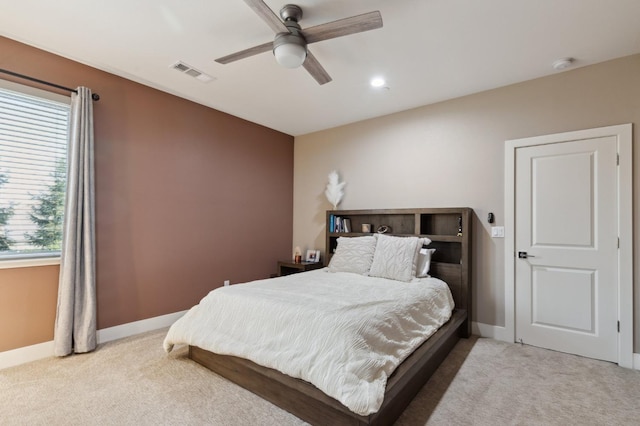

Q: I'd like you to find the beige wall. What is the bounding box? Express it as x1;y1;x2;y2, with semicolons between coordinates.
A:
293;55;640;348
0;37;294;351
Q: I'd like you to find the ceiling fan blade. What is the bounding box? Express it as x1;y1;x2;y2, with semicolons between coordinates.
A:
303;11;383;44
243;0;288;33
215;41;273;64
303;51;332;85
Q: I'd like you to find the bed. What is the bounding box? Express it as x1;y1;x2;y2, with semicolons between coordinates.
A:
165;207;472;425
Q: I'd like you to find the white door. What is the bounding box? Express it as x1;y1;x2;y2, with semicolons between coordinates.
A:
515;135;618;362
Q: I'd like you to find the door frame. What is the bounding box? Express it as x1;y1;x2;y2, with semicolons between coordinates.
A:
504;124;633;368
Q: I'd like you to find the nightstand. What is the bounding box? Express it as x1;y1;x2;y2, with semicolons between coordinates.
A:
277;261;324;277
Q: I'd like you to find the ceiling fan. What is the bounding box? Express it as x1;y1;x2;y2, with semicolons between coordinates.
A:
215;0;383;85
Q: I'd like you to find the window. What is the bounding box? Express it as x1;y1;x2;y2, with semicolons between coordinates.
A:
0;81;71;261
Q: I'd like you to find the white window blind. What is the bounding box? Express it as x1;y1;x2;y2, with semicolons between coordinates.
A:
0;84;70;258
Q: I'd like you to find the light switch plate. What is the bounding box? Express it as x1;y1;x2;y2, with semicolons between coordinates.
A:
491;226;505;238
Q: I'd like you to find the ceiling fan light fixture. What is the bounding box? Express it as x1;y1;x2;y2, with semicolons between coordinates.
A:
274;43;307;68
273;32;307;69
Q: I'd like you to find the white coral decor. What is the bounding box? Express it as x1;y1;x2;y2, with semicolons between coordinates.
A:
324;170;346;209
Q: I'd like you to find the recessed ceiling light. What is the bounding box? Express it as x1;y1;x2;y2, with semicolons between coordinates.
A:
370;77;386;88
552;57;575;71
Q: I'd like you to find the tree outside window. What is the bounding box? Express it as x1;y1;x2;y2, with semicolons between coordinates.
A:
24;158;66;250
0;172;14;251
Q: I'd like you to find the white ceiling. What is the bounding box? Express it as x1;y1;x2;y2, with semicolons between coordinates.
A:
1;0;639;136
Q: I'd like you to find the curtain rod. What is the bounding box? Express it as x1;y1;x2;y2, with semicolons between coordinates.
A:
0;68;100;101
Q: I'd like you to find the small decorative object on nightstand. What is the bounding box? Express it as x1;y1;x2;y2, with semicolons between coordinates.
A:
305;249;321;263
277;260;324;277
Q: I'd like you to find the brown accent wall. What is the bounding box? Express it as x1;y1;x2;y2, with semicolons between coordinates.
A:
0;36;294;351
0;266;59;352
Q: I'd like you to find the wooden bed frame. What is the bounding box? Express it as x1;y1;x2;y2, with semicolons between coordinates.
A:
189;208;472;425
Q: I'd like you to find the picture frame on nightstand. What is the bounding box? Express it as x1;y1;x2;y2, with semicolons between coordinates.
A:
305;249;321;263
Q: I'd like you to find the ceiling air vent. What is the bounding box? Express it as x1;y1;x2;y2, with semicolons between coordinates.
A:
170;61;214;83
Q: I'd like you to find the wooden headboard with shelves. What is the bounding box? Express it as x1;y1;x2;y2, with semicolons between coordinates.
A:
326;207;472;336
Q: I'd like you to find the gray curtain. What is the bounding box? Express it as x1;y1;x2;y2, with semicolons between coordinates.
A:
53;87;96;357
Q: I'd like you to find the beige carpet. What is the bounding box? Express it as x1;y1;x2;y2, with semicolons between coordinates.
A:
1;329;639;425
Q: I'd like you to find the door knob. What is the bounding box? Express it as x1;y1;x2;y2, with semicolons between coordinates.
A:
518;251;535;259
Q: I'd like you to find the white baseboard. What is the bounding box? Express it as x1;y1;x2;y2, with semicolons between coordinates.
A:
633;353;640;370
0;340;56;371
0;310;187;371
472;321;512;343
96;310;187;344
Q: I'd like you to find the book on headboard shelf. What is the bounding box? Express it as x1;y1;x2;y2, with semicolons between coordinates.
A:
329;215;351;233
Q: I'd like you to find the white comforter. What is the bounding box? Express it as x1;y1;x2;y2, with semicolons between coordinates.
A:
163;268;454;416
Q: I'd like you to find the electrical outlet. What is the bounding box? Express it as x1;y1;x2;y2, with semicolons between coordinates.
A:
224;280;230;287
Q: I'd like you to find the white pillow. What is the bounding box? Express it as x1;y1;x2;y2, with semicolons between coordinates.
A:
419;236;432;246
415;248;436;278
412;237;432;277
328;236;377;275
369;234;420;282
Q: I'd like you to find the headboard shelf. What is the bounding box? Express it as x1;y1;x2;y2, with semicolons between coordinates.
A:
326;207;472;336
328;232;461;243
423;234;462;243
